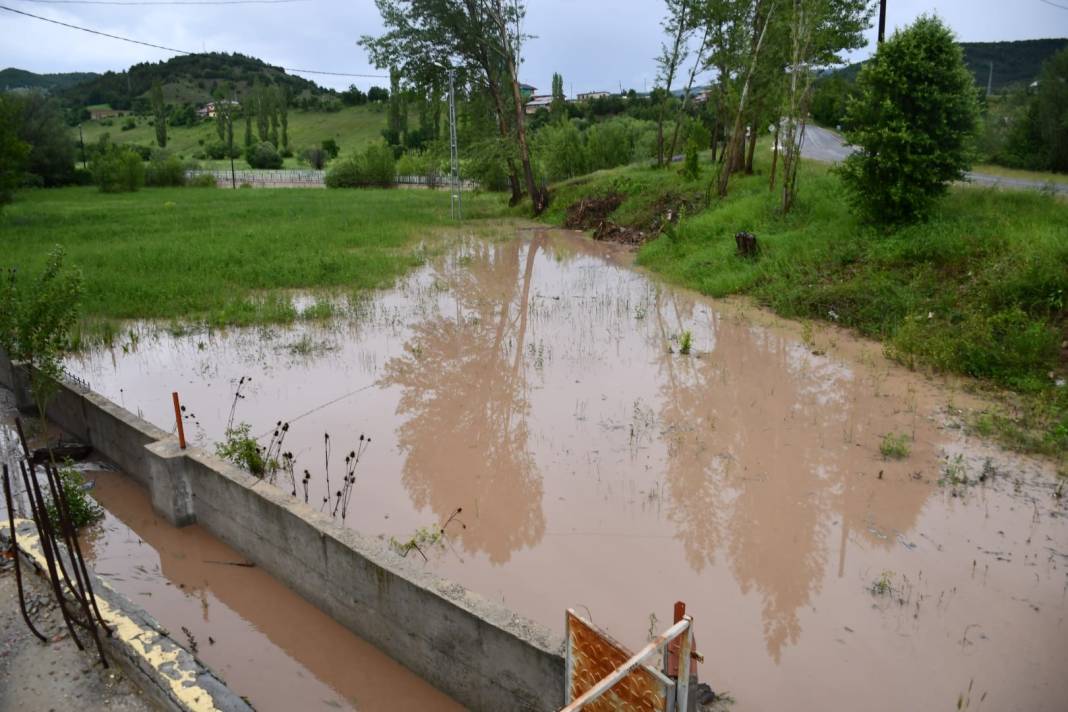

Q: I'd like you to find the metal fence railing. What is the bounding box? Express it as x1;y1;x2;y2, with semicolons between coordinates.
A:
187;170;480;190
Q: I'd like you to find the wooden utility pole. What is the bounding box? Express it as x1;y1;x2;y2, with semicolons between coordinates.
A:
878;0;887;43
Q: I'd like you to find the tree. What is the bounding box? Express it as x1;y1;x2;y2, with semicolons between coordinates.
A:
716;0;775;197
655;0;696;167
254;79;270;142
839;15;979;224
387;66;407;147
1008;47;1068;172
244;104;253;149
150;80;167;148
279;86;290;153
0;95;29;208
667;20;711;164
550;72;566;122
11;92;76;187
361;0;542;210
779;0;871;213
0;246;83;423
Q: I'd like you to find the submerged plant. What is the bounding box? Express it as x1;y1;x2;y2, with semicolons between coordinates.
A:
45;461;103;530
679;330;693;355
879;432;911;460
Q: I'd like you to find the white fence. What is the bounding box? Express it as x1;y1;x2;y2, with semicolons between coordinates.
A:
187;169;479;190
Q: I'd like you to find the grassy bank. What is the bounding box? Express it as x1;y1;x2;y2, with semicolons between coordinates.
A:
542;156;1068;460
0;186;505;335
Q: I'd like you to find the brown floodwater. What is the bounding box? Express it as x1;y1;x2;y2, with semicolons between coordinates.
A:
0;404;462;712
65;229;1068;711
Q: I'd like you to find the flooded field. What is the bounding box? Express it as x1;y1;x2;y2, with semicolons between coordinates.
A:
65;228;1067;711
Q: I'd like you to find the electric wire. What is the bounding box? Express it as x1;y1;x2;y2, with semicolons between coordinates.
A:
0;4;389;79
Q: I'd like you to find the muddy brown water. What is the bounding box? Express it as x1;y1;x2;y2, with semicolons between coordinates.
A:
61;229;1068;711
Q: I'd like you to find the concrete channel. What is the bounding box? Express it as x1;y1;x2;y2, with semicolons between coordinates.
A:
0;349;567;711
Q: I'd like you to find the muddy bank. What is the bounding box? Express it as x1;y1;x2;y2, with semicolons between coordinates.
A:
66;229;1068;711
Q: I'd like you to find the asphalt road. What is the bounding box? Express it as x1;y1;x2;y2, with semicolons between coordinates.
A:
801;125;1067;194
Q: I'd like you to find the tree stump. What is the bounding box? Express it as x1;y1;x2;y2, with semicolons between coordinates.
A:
735;231;760;258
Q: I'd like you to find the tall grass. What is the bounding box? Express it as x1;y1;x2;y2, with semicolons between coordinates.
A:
0;186;506;331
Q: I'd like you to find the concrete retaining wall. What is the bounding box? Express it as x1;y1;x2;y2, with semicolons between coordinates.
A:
0;351;566;711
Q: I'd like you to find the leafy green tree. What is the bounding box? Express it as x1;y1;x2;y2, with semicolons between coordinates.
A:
550;72;566;122
655;0;697;167
1007;47;1068;172
839;15;979;224
387;67;407;147
779;0;871;213
150;80;167;148
254;79;270;142
0;246;83;422
11;92;76;187
91;145;145;192
278;86;291;153
244;105;253;149
0;96;29;207
361;0;543;211
246;141;283;169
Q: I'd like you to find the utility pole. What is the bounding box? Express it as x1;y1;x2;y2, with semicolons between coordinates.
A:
78;124;86;170
447;68;461;220
877;0;887;43
986;61;994;97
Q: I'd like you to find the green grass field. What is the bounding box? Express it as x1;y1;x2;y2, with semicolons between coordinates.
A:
77;104;389;167
538;154;1068;460
0;186;505;332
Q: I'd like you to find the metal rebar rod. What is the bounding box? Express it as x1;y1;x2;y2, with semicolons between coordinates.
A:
45;463;112;641
19;461;84;650
2;465;48;642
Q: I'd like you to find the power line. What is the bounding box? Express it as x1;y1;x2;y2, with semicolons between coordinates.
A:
13;0;309;5
0;4;389;79
1038;0;1068;9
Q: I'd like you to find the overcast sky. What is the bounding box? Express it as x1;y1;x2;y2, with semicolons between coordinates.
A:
2;0;1065;94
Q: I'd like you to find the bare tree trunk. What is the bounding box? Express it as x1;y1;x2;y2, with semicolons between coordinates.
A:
485;77;523;206
717;3;774;197
781;0;815;215
656;6;690;168
745;114;759;174
769;126;780;189
667;25;710;164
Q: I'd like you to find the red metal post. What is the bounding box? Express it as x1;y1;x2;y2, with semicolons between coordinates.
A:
172;392;186;449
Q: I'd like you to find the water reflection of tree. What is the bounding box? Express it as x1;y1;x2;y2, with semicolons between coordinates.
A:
381;236;546;565
651;293;928;661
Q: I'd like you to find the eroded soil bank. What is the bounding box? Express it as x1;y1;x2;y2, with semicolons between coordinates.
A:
66;228;1068;711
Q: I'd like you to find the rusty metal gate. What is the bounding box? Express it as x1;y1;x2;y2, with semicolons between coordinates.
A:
564;609;689;712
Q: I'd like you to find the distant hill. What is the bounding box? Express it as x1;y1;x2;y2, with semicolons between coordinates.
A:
0;68;100;93
57;52;331;110
833;38;1068;92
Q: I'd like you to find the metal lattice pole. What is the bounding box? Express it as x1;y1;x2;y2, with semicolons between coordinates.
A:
448;69;462;220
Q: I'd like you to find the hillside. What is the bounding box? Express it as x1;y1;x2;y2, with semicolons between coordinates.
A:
77;103;388;165
0;67;100;93
834;38;1068;91
59;52;330;110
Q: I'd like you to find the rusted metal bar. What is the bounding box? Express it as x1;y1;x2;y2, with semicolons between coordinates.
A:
19;460;84;650
2;464;48;642
561;616;691;712
42;462;109;665
44;462;112;641
172;392;186;449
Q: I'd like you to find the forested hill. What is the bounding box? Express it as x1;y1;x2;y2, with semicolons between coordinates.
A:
834;38;1068;91
55;52;329;110
0;68;100;92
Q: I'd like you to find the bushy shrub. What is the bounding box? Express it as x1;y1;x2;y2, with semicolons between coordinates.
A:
839;16;979;224
205;140;240;160
321;138;340;158
92;147;144;192
464;137;514;192
188;173;218;188
121;117;136;132
302;146;326;169
325;142;396;188
245;141;283;169
45;462;103;530
145;151;186;187
535;121;588;181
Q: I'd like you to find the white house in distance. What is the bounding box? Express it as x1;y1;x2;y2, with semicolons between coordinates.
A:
576;90;612;101
196;99;239;118
525;95;553;114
